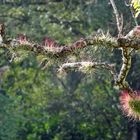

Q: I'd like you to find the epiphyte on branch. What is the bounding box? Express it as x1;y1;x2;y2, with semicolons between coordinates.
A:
9;34;29;47
42;37;60;47
17;34;30;45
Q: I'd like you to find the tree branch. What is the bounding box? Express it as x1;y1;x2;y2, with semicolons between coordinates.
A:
115;47;133;94
1;34;140;58
58;61;117;79
110;0;123;36
1;24;140;93
1;35;118;57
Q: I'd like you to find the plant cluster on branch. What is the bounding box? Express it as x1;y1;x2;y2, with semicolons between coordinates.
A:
1;22;140;120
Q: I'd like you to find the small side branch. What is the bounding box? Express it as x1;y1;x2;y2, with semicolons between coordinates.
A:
59;61;117;79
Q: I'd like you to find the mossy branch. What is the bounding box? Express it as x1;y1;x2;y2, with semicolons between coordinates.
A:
1;35;118;56
115;47;133;93
1;23;140;93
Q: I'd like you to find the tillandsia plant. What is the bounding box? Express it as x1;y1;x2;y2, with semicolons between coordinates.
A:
1;0;140;120
120;90;140;120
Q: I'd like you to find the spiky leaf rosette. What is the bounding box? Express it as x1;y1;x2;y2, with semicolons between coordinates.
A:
120;90;140;120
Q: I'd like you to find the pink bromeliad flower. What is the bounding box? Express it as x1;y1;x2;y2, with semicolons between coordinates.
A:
120;90;140;120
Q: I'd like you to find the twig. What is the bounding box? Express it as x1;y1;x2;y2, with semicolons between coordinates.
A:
110;0;123;37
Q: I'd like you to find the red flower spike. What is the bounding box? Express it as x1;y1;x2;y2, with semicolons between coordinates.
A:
120;90;140;120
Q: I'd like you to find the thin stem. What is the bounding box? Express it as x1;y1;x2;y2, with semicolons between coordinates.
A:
110;0;123;37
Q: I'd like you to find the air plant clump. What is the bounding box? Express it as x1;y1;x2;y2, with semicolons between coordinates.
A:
120;90;140;120
17;34;28;44
42;37;58;47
